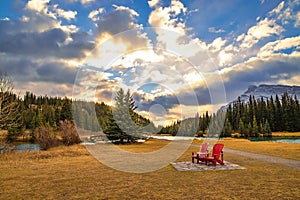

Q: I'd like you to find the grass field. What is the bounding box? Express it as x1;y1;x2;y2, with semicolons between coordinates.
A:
0;139;299;199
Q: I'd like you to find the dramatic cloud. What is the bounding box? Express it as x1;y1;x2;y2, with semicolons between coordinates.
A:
0;0;95;97
0;0;299;124
26;0;51;14
238;18;284;49
258;35;300;58
148;0;187;34
221;54;300;100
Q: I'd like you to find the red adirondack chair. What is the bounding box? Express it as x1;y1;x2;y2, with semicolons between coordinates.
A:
204;143;224;166
192;143;209;163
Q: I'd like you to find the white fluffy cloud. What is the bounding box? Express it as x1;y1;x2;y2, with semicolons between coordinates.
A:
26;0;50;14
53;5;77;21
269;1;285;15
258;35;300;58
148;0;160;8
208;37;227;52
238;18;284;49
2;0;299;123
148;0;187;34
112;5;139;17
88;8;105;22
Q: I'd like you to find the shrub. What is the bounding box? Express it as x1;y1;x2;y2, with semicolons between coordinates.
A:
6;128;19;143
35;126;59;150
59;120;81;146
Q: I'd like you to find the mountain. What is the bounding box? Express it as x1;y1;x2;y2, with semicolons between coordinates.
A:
222;84;300;110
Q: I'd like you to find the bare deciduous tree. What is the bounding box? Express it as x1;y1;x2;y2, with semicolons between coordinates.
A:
35;126;59;150
0;73;21;130
59;120;81;146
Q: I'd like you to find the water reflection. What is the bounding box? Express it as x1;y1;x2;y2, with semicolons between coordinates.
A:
248;138;300;144
16;143;40;152
0;143;40;154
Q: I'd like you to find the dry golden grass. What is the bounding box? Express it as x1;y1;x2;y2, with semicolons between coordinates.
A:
219;138;300;161
0;139;299;199
117;139;170;153
272;132;300;137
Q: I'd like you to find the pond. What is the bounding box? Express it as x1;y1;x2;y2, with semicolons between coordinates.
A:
15;143;40;152
0;143;40;154
248;137;300;144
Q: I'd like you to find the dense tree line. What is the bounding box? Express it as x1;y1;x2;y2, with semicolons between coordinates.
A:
159;93;300;138
223;93;300;137
1;89;156;143
22;91;73;130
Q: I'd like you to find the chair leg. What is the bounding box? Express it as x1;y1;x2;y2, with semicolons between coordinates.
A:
192;152;194;163
217;159;224;165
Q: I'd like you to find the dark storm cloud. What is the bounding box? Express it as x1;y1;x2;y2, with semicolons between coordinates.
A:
0;25;94;59
135;85;213;113
0;28;66;55
0;55;77;85
95;7;149;50
223;55;300;101
36;62;77;84
0;6;95;87
135;54;300;112
0;56;35;78
136;94;180;112
96;9;136;35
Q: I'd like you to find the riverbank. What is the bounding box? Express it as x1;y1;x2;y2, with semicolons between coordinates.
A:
0;139;299;199
271;131;300;137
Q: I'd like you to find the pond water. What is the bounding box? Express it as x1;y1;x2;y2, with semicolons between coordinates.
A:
248;137;300;144
16;143;40;152
0;143;40;154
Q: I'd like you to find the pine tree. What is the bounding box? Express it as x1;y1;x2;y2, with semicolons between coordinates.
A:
274;94;282;131
238;118;245;136
252;116;259;137
247;122;252;137
262;120;272;137
222;118;232;137
105;88;139;143
60;98;73;121
267;96;276;131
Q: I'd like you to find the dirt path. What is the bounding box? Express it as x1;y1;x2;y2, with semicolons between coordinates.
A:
223;148;300;169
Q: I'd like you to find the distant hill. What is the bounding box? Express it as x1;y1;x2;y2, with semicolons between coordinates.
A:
223;84;300;110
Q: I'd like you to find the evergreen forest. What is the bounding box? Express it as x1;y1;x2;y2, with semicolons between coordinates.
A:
1;87;300;143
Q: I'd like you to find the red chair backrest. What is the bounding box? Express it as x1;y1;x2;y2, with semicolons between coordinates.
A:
200;142;208;153
199;142;209;158
212;143;224;159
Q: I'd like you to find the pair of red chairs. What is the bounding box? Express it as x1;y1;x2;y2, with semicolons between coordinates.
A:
192;143;224;166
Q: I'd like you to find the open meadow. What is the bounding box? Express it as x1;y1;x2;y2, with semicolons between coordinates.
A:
0;139;299;199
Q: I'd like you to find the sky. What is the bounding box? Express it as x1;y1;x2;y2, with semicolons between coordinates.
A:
0;0;299;126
